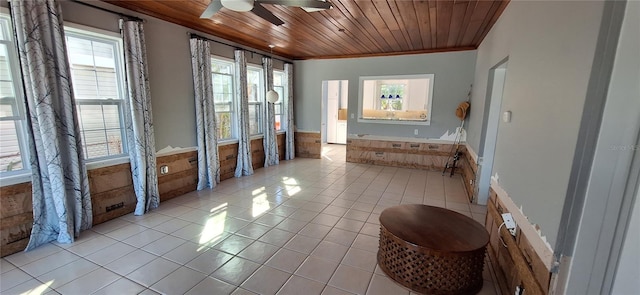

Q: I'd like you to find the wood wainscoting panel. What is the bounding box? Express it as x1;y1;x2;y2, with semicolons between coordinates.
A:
295;132;321;159
251;138;265;170
347;138;454;171
347;138;476;202
485;188;552;295
88;163;136;225
277;133;286;161
219;144;239;181
460;146;477;202
157;151;198;201
0;182;33;257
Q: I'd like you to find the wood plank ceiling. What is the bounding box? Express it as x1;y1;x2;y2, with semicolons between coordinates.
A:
104;0;510;60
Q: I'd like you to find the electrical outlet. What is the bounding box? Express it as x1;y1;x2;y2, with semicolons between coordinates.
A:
160;165;169;174
414;129;419;135
501;213;517;236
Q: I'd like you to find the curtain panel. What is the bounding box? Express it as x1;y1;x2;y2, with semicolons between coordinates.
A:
189;37;220;189
10;0;92;250
234;50;254;177
284;63;295;160
121;20;160;215
262;57;279;167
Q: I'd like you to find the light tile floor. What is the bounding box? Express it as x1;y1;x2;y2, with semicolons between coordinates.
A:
0;144;500;295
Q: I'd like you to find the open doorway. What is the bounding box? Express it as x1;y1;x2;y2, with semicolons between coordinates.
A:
477;59;508;205
321;80;348;145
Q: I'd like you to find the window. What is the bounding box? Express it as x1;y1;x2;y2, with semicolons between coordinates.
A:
359;74;434;125
211;58;235;140
247;66;264;135
65;27;127;159
0;15;28;173
273;70;285;131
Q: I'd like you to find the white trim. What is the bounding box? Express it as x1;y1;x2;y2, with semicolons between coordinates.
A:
85;156;130;170
0;172;31;187
491;179;555;269
465;143;479;163
155;146;197;157
347;134;458;145
294;130;320;134
357;74;434;126
217;139;239;147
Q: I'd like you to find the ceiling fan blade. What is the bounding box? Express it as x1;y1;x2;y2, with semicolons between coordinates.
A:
200;1;223;18
251;2;285;26
258;0;332;10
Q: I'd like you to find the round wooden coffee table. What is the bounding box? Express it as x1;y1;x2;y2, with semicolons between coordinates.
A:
377;204;489;295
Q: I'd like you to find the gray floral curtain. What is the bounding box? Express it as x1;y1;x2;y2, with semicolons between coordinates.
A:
262;57;279;167
234;50;254;177
10;0;92;250
121;20;159;215
189;37;220;189
284;63;295;160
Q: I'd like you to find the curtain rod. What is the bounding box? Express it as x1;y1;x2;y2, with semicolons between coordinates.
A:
70;0;144;22
189;33;291;64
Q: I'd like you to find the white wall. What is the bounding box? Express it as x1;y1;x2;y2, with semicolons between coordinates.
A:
294;51;476;138
467;1;605;246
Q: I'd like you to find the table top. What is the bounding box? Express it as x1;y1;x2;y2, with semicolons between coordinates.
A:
379;204;489;253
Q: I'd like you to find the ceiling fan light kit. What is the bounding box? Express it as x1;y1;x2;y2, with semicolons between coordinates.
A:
220;0;254;12
267;90;279;103
202;0;332;26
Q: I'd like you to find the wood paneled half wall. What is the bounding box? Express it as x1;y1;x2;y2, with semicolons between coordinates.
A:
346;137;477;202
0;134;286;257
485;186;555;295
295;132;321;159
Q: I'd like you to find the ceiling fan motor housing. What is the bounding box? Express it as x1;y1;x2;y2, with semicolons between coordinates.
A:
221;0;254;12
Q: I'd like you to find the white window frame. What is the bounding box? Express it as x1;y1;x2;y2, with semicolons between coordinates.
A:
273;70;286;132
211;57;237;141
0;12;29;177
358;74;435;125
247;65;264;136
64;24;129;161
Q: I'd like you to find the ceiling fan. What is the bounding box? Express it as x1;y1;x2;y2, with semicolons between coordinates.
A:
200;0;332;26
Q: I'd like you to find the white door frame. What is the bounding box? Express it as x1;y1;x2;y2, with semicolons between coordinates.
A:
476;58;508;205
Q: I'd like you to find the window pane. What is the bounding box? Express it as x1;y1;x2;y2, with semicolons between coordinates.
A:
0;120;23;172
215;103;231;112
216;112;232;139
105;129;124;155
212;59;236;140
0;97;17;118
273;73;283;86
77;104;106;131
82;130;109;158
212;62;232;74
0;81;14;98
248;103;261;135
247;69;261;102
275;114;281;131
66;36;120;100
0;18;11;41
67;29;127;160
102;104;122;129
